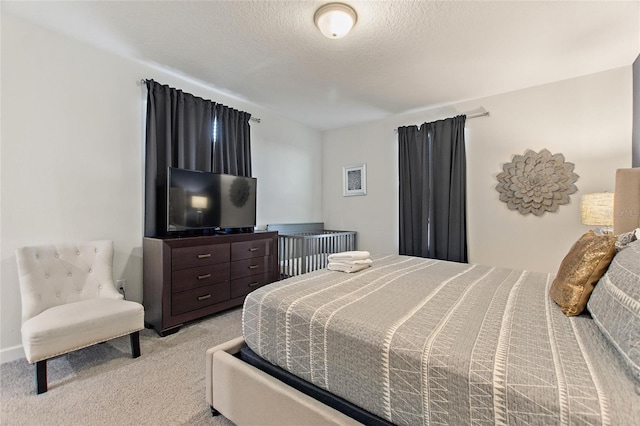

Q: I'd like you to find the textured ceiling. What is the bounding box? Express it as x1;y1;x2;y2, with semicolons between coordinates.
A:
3;1;639;130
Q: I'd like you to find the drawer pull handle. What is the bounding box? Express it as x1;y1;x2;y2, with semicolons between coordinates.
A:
197;273;211;280
249;248;259;252
198;294;212;301
249;282;260;287
197;253;212;259
249;265;259;269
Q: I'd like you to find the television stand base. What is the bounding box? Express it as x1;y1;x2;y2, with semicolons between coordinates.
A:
218;227;255;235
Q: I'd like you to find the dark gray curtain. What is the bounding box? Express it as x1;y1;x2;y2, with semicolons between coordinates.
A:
213;104;252;176
398;115;467;262
144;79;252;237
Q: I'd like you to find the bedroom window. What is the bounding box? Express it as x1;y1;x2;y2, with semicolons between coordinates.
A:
212;116;218;144
397;115;467;262
143;79;252;237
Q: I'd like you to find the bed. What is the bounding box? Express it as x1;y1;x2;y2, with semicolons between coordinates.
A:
206;168;640;425
266;223;357;278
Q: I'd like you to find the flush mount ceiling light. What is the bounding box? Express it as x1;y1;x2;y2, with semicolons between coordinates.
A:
314;3;357;39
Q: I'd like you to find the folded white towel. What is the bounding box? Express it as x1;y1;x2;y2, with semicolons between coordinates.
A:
331;258;372;266
327;251;371;261
327;262;371;273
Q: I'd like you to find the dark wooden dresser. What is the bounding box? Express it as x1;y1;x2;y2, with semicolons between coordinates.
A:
143;231;278;336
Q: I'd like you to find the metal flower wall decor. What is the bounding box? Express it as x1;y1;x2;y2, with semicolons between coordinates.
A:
496;149;579;216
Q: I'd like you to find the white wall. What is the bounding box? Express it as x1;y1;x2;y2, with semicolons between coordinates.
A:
322;67;632;273
0;14;322;362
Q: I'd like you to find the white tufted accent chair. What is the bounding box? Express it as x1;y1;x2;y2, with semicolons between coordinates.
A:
15;240;144;394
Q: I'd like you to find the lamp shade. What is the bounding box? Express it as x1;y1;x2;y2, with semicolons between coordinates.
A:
580;193;614;226
191;195;208;210
314;3;357;39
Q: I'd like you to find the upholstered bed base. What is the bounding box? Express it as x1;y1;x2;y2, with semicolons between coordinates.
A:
205;337;360;425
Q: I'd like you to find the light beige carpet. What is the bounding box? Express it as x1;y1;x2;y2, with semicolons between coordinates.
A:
1;307;242;425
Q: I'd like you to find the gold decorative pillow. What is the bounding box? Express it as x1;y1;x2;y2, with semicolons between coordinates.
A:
549;230;616;316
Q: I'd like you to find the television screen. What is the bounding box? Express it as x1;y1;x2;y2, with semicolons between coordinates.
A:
167;168;256;233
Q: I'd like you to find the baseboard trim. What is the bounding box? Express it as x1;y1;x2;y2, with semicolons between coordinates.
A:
1;344;25;364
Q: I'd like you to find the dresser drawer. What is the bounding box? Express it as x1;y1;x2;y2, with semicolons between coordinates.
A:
172;244;230;270
230;273;272;299
231;256;272;280
231;239;273;261
171;263;230;294
171;282;230;316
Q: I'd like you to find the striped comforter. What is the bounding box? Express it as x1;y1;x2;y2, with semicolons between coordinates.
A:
243;255;640;425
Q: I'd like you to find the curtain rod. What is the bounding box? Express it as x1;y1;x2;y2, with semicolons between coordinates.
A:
394;110;490;133
466;111;490;119
139;79;261;123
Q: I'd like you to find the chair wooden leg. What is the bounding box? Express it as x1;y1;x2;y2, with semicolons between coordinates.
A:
130;331;141;358
35;360;47;394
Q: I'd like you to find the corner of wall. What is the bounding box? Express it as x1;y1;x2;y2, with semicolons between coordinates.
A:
633;53;639;167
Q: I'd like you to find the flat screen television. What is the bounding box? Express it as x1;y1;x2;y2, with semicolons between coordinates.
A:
167;167;256;234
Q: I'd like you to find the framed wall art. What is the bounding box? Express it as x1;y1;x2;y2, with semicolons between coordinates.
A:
343;163;367;196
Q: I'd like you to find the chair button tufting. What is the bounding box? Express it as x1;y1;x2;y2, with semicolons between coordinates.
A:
68;273;72;277
45;274;49;279
76;251;80;255
55;254;59;258
88;268;92;273
56;293;60;297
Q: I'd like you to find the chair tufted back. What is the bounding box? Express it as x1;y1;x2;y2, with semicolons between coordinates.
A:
15;240;123;323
